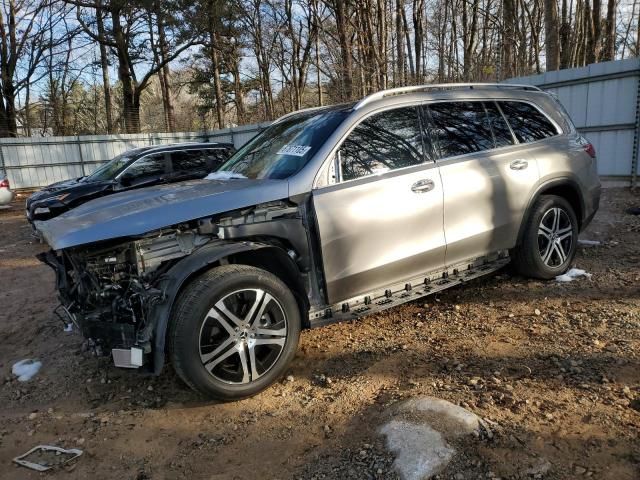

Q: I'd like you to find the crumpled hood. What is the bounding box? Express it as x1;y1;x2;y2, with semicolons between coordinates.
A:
35;178;289;250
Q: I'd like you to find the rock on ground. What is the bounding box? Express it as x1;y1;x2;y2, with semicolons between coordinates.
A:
380;420;454;480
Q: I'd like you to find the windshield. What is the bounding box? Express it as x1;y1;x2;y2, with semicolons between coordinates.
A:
218;108;349;180
84;153;135;182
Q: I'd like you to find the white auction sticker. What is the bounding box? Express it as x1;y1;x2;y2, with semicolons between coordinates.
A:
277;144;312;157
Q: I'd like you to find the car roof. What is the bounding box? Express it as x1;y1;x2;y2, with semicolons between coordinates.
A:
129;142;234;157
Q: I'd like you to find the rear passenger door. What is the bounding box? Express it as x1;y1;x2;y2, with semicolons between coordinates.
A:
424;101;540;267
312;106;446;304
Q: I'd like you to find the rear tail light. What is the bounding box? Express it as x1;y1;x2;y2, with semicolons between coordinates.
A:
583;143;596;158
0;178;9;189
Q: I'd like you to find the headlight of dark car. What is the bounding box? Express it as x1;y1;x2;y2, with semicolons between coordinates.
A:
33;193;71;215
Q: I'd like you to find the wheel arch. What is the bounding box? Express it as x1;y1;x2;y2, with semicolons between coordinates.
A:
516;177;585;247
148;240;309;374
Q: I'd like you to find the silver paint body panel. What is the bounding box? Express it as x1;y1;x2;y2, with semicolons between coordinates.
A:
313;162;446;302
437;145;538;267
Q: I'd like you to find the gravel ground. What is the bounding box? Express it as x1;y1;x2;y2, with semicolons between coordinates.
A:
0;187;638;480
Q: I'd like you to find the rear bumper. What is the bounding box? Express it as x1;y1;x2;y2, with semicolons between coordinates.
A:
0;188;13;205
580;183;601;231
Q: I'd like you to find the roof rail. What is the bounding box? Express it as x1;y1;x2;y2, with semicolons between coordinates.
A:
272;105;329;124
353;82;543;110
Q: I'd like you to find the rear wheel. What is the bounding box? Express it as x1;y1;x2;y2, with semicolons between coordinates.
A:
513;195;578;279
169;264;301;400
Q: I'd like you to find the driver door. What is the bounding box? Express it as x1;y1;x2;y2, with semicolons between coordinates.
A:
312;106;446;304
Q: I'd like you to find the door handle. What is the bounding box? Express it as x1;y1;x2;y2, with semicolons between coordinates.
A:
510;159;529;170
411;179;435;193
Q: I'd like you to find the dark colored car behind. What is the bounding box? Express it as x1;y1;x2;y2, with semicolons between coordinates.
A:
26;142;235;222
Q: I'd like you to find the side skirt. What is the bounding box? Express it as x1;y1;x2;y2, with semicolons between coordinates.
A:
308;251;510;328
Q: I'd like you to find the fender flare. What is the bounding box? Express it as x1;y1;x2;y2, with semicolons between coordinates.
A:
147;240;281;374
515;176;586;246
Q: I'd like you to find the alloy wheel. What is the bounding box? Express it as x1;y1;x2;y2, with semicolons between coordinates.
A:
198;289;287;384
537;207;573;267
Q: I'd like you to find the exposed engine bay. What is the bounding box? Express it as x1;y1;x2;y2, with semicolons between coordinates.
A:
42;230;210;350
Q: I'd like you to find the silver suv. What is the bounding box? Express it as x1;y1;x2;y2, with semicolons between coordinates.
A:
36;83;601;400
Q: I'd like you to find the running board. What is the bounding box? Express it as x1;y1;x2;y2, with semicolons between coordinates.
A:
309;253;510;328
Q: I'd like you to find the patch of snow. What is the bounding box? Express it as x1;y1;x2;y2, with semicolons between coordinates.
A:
203;171;247;180
12;359;42;382
64;323;73;332
578;239;601;247
379;420;455;480
556;268;592;283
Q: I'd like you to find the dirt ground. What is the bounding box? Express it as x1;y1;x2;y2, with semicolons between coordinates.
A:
0;187;638;480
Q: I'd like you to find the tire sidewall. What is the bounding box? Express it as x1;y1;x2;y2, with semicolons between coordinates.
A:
526;195;578;277
171;267;301;400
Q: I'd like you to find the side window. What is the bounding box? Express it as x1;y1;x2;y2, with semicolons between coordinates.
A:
498;101;558;143
171;150;208;173
125;153;168;178
202;148;231;170
426;102;494;158
339;107;424;182
484;102;515;148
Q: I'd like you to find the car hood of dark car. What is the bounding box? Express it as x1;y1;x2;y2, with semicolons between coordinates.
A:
27;178;110;204
35;178;290;250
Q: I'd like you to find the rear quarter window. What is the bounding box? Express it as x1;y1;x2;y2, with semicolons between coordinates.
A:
498;101;559;143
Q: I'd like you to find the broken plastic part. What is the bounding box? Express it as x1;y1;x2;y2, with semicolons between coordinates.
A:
13;445;83;472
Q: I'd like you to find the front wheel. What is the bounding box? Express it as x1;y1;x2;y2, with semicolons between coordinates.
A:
513;195;578;280
168;264;301;400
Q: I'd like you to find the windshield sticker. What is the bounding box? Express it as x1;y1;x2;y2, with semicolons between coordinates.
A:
277;144;312;157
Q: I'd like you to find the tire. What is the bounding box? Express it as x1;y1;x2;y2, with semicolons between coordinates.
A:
513;195;578;280
168;264;301;400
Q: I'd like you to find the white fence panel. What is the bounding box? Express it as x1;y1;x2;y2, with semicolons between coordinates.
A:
0;123;270;189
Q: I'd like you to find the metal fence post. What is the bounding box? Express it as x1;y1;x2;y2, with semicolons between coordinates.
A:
76;136;86;176
632;68;640;189
0;140;6;172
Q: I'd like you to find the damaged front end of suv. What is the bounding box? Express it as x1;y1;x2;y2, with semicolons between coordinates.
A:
38;228;209;367
35;174;321;376
34;106;351;399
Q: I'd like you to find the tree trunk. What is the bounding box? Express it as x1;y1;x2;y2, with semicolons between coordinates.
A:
602;0;616;60
503;0;516;78
335;0;353;99
395;0;405;85
96;1;113;133
544;0;560;70
157;10;175;132
111;8;139;133
403;5;415;81
210;36;225;128
230;49;245;123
